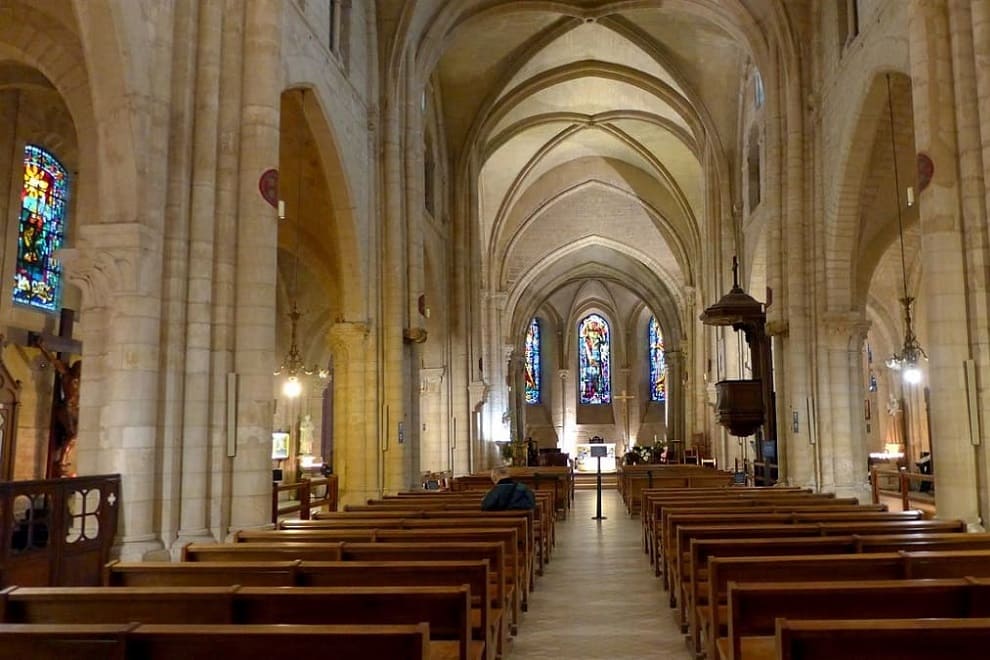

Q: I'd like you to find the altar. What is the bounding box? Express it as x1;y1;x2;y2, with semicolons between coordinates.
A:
575;442;616;473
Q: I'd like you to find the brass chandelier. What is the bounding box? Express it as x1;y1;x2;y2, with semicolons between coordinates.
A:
881;74;926;385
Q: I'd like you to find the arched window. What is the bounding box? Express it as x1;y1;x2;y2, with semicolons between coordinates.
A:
578;313;611;405
13;145;69;312
524;318;541;404
649;316;667;402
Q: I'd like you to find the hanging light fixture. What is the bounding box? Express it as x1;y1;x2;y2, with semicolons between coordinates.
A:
881;74;927;384
274;90;328;398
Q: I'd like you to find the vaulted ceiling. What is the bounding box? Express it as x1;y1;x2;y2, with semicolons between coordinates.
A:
393;1;779;340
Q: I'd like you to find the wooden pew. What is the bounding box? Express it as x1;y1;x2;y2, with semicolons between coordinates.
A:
181;540;512;642
102;560;498;660
234;527;525;628
641;488;815;555
384;492;555;564
775;618;990;660
647;494;859;562
672;519;966;646
181;542;507;618
103;560;298;587
309;508;540;583
0;622;134;660
661;504;899;575
276;512;535;592
667;514;951;600
703;550;990;659
294;562;495;660
0;585;236;624
0;622;433;659
720;579;990;660
617;465;735;513
683;532;990;654
181;542;343;562
643;491;839;565
651;501;879;573
0;585;482;660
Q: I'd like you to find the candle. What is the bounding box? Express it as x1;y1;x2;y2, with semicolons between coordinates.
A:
906;187;914;207
278;200;285;219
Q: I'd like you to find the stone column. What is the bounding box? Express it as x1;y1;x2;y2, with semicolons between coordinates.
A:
909;0;980;525
665;350;684;444
63;224;164;560
467;380;488;473
956;0;990;525
819;314;871;499
177;0;223;546
419;367;446;471
208;0;245;541
380;61;413;494
229;0;281;531
328;322;375;505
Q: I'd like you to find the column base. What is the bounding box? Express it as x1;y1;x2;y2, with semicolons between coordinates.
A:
170;530;220;560
339;488;381;508
113;535;165;562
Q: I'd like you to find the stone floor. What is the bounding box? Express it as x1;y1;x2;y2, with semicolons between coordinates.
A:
508;489;692;659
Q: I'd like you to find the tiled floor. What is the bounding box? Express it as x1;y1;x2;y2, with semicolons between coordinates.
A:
508;490;692;659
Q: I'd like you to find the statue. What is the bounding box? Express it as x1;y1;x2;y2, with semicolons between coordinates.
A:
35;340;80;477
298;414;315;456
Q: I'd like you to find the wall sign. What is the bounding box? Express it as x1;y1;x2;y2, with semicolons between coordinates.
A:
259;168;279;209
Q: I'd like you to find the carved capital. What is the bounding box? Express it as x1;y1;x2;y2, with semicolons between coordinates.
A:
823;313;871;351
327;322;370;362
419;367;445;394
468;380;489;412
60;222;160;305
403;327;428;344
766;319;789;337
490;291;508;311
502;344;516;364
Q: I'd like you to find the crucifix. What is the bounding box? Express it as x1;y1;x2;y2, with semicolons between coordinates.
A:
614;389;635;455
7;308;82;478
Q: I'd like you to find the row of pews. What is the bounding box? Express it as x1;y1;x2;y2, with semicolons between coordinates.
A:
639;483;990;660
0;488;557;660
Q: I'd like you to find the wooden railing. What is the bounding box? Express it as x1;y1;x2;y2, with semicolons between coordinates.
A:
871;466;935;511
1;474;120;587
271;475;338;525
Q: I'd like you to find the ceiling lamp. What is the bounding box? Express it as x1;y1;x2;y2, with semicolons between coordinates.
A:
881;74;927;384
274;90;328;398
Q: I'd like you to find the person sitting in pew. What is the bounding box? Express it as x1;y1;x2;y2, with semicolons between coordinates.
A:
482;467;536;511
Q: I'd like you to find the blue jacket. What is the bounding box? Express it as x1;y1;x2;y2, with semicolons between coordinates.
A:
481;478;536;511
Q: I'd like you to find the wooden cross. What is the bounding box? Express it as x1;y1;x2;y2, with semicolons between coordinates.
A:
614;389;636;449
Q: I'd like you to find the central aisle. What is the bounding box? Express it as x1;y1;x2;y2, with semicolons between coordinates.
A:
510;489;693;659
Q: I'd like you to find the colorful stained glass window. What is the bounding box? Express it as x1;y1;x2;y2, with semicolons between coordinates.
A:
578;313;611;405
649;316;667;402
13;145;68;312
524;318;541;404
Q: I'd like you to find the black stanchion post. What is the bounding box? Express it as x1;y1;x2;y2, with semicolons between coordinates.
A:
592;454;606;520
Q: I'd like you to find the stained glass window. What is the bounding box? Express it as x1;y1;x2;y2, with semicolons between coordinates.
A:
578;313;611;405
13;145;68;312
524;318;541;404
649;316;667;402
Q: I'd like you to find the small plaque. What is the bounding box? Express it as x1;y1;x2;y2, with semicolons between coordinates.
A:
590;445;608;458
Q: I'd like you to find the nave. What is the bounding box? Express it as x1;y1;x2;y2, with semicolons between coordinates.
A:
511;490;691;660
